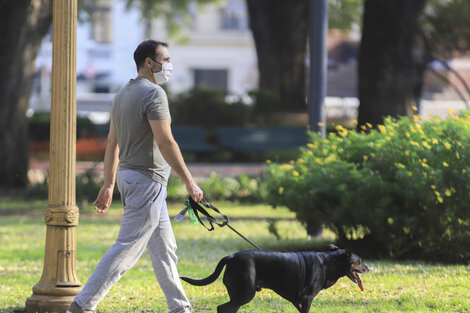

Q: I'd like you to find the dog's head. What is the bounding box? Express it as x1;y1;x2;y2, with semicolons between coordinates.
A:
329;245;369;291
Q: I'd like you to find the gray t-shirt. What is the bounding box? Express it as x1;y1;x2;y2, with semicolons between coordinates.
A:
111;77;171;186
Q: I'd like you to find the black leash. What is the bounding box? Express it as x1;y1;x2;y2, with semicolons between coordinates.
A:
176;197;263;251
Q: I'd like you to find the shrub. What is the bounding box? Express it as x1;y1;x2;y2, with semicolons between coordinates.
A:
166;173;263;203
31;169;263;207
248;89;282;124
166;175;189;202
170;88;251;126
28;112;97;140
263;110;470;262
170;88;286;127
29;166;121;206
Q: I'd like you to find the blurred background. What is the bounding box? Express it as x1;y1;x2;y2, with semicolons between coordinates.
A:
1;0;470;265
1;0;470;187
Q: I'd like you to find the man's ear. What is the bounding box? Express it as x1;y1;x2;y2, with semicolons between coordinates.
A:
329;244;339;251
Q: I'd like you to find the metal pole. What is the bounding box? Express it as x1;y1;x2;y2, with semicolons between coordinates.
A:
308;0;328;137
26;1;82;312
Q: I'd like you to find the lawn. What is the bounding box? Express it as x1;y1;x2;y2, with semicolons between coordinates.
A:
0;199;469;312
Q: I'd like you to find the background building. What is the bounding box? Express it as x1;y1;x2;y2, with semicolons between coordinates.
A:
31;0;257;119
30;0;470;122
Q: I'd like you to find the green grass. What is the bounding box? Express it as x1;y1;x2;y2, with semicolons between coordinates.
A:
0;200;469;312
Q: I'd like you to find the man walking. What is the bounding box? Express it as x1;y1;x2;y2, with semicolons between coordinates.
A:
67;40;202;313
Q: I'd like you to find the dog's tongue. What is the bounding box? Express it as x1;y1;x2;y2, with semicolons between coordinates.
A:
357;274;364;291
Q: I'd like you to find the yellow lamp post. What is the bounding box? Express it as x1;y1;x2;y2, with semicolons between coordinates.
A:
25;0;82;312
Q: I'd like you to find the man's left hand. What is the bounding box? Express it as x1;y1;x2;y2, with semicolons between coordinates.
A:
94;185;114;213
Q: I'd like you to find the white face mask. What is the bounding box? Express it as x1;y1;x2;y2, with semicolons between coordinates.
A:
153;62;173;84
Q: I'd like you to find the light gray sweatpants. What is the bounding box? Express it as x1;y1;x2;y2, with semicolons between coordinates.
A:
74;169;191;313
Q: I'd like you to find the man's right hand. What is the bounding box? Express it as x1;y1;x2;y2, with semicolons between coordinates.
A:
186;181;203;202
94;185;114;213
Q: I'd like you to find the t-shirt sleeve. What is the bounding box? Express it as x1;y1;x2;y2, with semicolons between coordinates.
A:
145;87;171;120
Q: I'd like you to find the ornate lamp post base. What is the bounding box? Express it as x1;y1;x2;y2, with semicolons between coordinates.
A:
26;207;82;312
25;292;79;313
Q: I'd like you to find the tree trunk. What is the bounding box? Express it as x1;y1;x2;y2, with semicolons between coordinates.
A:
357;0;426;127
0;0;53;188
246;0;308;112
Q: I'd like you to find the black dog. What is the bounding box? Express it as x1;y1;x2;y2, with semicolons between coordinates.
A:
180;246;369;313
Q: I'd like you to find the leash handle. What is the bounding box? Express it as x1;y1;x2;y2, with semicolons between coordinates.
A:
187;197;262;250
189;197;229;231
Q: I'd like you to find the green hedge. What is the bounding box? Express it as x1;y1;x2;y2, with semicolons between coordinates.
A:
169;87;282;126
30;171;263;206
166;173;263;203
28;112;99;140
170;88;251;126
263;111;470;262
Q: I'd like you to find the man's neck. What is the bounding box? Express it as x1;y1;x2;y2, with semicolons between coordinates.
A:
137;69;156;84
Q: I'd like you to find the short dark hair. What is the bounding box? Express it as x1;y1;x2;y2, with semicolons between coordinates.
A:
133;40;169;72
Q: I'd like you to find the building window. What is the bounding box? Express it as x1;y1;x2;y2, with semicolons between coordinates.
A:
193;69;229;92
88;49;111;59
221;0;248;30
91;0;113;43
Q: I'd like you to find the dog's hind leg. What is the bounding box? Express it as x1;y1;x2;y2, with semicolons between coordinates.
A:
217;284;256;313
218;271;257;313
217;288;256;313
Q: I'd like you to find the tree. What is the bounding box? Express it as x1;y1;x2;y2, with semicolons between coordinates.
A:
0;0;214;189
246;0;362;113
124;0;216;39
419;0;470;107
246;0;309;113
0;0;53;188
357;0;427;127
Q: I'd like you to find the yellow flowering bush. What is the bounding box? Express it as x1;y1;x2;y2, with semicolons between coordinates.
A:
264;111;470;262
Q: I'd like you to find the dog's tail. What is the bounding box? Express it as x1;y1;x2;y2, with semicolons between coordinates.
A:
180;255;232;286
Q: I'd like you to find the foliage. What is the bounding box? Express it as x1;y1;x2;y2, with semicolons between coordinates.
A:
264;110;470;262
29;166;121;206
170;88;251;126
124;0;218;40
418;0;470;106
30;169;263;206
422;0;470;57
247;89;282;124
28;112;97;141
328;0;363;31
75;166;121;205
166;173;263;203
170;87;294;126
203;173;262;203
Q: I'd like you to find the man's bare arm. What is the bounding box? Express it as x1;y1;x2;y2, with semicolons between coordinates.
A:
148;118;203;202
94;119;119;213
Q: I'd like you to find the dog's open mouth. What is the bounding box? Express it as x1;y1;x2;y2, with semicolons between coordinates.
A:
353;271;364;291
347;255;369;292
347;266;368;291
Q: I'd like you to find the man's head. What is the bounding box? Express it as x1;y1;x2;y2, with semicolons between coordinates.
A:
133;40;171;76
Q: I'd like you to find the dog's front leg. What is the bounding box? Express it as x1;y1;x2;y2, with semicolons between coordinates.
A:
299;296;313;313
217;302;241;313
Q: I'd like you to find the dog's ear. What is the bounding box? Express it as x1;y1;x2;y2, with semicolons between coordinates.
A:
329;244;339;251
338;250;352;259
